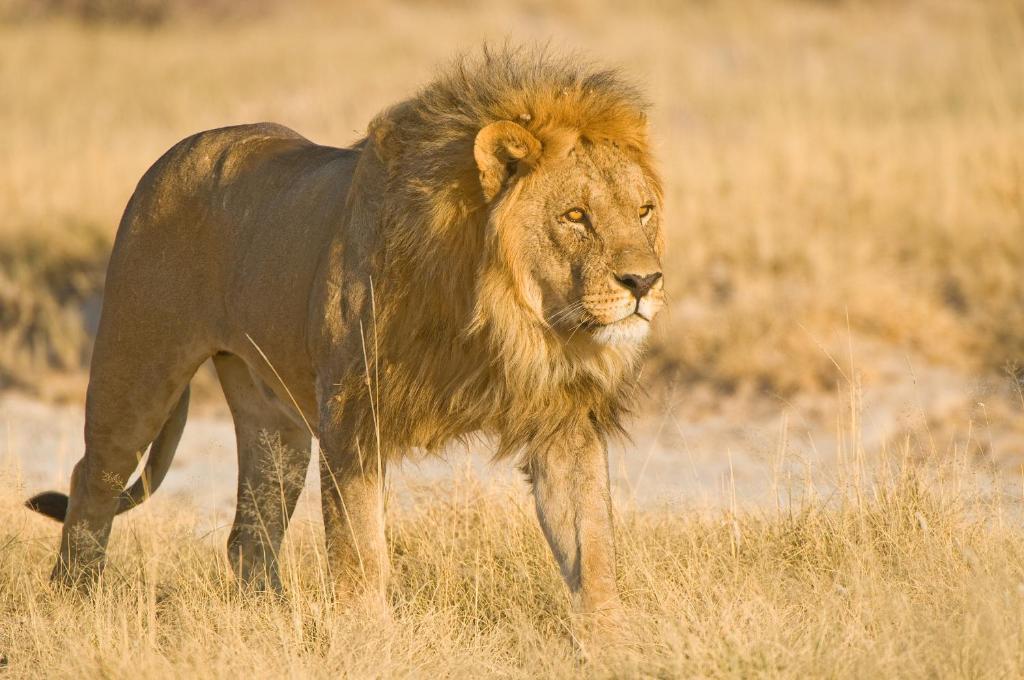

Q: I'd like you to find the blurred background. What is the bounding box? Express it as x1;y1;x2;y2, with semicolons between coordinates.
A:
1;0;1022;506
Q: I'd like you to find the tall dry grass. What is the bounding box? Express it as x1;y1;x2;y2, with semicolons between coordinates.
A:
1;0;1021;397
3;432;1024;677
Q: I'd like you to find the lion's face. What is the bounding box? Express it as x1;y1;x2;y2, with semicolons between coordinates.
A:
510;143;665;347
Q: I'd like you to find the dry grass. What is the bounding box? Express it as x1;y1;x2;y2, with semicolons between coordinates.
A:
3;440;1024;678
1;0;1021;396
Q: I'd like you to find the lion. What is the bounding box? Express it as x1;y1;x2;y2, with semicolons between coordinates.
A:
26;47;665;619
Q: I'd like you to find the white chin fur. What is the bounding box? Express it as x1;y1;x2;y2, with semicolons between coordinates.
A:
590;315;651;345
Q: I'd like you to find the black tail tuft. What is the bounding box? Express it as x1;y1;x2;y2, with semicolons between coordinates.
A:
25;491;69;522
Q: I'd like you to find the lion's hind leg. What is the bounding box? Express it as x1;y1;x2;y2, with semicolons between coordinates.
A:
54;346;207;589
214;353;312;593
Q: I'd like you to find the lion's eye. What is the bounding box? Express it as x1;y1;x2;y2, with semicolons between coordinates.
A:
639;204;654;221
563;208;587;224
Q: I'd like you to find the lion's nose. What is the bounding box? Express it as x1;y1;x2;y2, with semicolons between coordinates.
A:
615;271;662;300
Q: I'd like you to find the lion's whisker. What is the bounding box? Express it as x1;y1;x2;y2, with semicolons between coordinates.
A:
548;301;585;326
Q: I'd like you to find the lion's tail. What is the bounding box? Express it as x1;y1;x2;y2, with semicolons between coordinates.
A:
25;386;191;522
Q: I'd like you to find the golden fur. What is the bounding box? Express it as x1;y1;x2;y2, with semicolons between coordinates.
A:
27;47;666;619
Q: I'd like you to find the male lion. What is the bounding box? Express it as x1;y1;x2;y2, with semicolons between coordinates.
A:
27;48;665;618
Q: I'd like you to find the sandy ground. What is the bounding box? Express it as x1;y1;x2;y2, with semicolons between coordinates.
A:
4;350;1022;532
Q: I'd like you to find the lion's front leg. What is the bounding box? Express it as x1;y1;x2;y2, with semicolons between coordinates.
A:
527;420;621;619
319;438;389;610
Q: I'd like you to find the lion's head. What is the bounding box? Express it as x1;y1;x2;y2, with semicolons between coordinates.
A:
474;120;665;348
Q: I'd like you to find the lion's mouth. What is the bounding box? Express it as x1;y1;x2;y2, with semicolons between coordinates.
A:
606;299;655;325
595;310;650;327
631;302;653;322
549;302;653;343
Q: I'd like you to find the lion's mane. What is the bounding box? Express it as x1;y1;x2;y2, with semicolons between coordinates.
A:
337;46;662;460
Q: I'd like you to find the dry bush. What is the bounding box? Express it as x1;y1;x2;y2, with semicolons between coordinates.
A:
0;220;107;391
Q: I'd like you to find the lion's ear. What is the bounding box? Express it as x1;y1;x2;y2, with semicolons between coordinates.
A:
474;121;542;202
